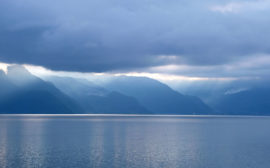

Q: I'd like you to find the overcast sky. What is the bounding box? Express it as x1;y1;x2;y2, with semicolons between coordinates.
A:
1;0;270;80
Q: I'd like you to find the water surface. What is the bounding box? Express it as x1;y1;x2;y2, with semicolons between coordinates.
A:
0;115;270;168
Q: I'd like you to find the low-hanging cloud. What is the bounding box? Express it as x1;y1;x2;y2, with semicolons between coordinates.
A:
1;0;270;78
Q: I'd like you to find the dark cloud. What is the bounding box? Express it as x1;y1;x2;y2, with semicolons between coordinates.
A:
1;0;270;76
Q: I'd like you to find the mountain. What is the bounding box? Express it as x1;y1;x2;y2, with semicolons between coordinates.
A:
43;76;151;114
0;65;84;114
102;76;214;114
214;88;270;115
0;70;16;97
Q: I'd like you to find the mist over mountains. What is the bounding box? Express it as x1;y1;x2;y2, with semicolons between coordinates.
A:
171;79;270;115
0;65;270;115
0;65;212;114
213;88;270;115
101;76;213;115
0;66;83;114
44;76;150;114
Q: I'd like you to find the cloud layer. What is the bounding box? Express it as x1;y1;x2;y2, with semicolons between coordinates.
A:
1;0;270;78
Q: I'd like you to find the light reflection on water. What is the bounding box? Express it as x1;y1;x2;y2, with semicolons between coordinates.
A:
0;115;270;168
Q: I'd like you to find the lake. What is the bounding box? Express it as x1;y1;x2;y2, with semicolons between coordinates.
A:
0;115;270;168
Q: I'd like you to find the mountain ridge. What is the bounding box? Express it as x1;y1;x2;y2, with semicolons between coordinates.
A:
102;76;214;115
0;66;84;114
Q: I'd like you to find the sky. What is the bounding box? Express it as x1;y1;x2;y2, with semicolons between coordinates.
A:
1;0;270;82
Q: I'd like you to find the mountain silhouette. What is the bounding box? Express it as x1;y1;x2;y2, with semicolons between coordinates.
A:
44;76;151;114
103;76;213;114
214;87;270;115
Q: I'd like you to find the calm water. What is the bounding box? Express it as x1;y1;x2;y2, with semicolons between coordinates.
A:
0;115;270;168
